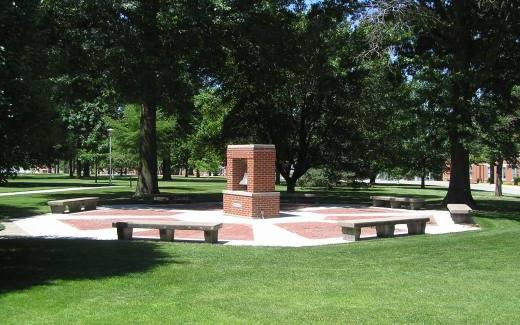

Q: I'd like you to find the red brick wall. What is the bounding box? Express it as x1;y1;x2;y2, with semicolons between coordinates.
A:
226;145;276;193
248;149;276;192
223;193;280;218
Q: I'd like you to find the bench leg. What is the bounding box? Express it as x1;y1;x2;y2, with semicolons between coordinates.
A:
204;230;219;243
451;213;475;224
342;227;361;241
409;203;424;210
376;224;395;238
50;205;66;214
117;227;133;240
83;202;97;211
67;203;81;213
159;229;175;241
407;222;426;235
389;201;401;209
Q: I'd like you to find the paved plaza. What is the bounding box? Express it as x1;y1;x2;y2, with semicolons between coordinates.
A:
2;203;478;247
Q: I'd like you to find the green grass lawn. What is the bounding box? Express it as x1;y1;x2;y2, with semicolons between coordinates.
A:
1;176;520;323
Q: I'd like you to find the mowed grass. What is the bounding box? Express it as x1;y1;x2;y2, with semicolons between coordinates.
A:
1;175;520;323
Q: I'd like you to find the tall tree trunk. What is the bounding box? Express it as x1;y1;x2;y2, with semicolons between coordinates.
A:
94;160;98;183
369;174;376;185
184;167;189;177
286;177;296;193
135;102;159;197
489;162;495;184
76;160;82;178
275;170;281;185
162;156;172;181
495;160;503;197
443;135;476;207
82;162;90;178
196;169;200;178
69;159;74;177
420;171;426;189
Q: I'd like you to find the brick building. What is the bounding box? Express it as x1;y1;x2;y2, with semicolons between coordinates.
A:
443;162;519;184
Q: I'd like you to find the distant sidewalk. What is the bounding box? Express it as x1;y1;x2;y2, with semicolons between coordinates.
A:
0;186;124;197
376;180;520;196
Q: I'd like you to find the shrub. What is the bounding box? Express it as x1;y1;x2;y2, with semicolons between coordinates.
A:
514;177;520;186
298;168;348;189
298;168;329;188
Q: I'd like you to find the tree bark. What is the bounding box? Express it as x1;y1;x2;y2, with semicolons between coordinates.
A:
495;160;503;197
420;172;426;189
196;169;200;178
286;177;296;193
275;170;281;185
162;156;172;181
489;162;495;184
184;167;189;177
82;162;90;178
369;175;376;185
76;160;82;178
442;135;476;207
135;102;159;197
94;160;98;183
69;159;74;177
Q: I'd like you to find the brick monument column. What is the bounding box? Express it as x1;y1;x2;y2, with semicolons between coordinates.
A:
223;144;280;218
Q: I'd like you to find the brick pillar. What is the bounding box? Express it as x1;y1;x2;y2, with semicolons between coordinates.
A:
223;144;280;218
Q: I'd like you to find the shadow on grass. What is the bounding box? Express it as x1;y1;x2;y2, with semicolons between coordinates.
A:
0;238;172;293
0;182;113;189
473;198;520;222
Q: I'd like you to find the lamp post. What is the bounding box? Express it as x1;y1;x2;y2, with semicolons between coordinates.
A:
108;128;113;184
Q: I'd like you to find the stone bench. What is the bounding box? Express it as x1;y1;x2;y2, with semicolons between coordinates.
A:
338;216;430;241
370;196;425;210
370;196;394;207
112;221;223;243
48;197;99;214
447;204;475;224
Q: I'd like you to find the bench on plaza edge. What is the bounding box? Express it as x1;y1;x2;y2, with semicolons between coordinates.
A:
47;197;99;214
338;216;430;241
112;221;223;243
370;196;425;210
447;204;475;224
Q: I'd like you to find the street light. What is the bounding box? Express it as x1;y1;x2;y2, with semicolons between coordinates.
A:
108;128;113;184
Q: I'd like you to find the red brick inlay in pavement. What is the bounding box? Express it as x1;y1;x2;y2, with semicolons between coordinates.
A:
74;209;180;216
135;223;254;241
276;222;343;239
61;217;179;230
308;208;392;215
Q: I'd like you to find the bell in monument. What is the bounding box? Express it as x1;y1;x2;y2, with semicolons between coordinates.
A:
239;172;248;186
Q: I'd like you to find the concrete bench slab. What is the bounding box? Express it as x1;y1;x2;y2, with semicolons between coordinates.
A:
48;197;99;214
370;196;394;207
112;221;223;243
338;216;430;241
447;204;475;224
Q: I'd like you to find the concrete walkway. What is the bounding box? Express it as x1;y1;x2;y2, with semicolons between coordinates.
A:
2;204;478;247
0;186;124;197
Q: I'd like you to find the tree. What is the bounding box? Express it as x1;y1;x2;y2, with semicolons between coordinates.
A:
0;0;62;183
368;0;520;207
48;0;222;196
221;1;361;192
108;104;176;183
187;89;228;176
